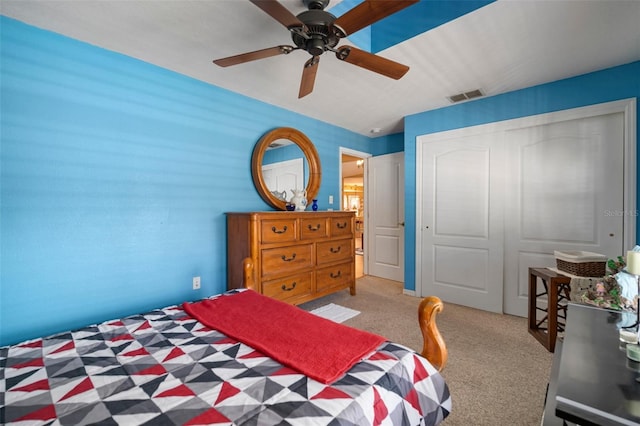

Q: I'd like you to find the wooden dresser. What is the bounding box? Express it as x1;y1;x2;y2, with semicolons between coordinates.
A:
226;211;356;304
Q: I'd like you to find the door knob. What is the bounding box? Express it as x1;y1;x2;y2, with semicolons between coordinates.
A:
398;222;405;227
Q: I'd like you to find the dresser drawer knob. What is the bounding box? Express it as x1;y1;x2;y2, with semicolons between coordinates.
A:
330;271;342;279
307;224;321;231
281;282;297;291
271;226;288;234
330;246;341;254
281;253;297;262
336;222;347;229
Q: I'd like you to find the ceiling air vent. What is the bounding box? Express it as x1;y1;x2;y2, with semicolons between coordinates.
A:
448;89;484;103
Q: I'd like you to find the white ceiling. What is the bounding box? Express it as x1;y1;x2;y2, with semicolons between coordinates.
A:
2;0;639;136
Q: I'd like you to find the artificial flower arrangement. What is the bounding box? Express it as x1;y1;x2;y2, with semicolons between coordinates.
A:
575;255;637;312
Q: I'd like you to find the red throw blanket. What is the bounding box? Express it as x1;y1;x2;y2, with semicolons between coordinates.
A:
183;290;386;384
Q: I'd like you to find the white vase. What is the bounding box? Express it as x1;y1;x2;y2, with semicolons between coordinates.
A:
290;189;307;211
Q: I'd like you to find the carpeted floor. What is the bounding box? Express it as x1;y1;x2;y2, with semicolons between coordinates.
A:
299;275;554;425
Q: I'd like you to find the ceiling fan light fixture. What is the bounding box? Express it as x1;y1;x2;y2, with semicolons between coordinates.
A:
306;37;326;56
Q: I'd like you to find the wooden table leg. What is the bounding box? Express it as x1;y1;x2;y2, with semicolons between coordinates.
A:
548;279;558;352
528;268;571;352
528;272;537;333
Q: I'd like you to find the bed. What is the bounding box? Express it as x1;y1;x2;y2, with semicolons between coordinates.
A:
1;259;451;425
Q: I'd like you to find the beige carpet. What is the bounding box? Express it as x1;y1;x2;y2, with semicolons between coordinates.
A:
300;275;554;426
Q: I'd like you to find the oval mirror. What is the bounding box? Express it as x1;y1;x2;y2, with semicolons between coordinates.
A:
251;127;321;210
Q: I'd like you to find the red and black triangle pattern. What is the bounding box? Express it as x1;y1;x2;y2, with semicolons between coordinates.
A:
1;293;451;425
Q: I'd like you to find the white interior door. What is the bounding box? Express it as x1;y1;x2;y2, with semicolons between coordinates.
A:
367;152;405;281
503;112;625;316
419;134;504;313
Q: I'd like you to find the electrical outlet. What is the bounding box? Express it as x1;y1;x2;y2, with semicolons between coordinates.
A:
192;276;201;290
329;195;333;204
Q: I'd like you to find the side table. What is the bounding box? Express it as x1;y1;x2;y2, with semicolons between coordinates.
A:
528;267;572;352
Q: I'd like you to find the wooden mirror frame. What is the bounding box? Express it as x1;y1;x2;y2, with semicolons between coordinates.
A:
251;127;322;210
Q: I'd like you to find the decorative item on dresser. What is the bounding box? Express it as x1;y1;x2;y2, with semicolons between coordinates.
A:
226;210;356;304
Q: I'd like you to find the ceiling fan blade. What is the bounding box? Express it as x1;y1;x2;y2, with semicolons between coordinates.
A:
335;46;409;80
250;0;305;30
213;45;295;67
334;0;418;36
299;56;320;98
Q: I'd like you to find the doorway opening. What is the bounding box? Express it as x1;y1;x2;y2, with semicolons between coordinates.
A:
340;149;369;279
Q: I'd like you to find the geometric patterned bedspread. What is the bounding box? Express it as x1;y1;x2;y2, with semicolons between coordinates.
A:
1;293;451;425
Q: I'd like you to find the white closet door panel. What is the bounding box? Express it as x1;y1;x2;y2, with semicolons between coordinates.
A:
504;112;624;316
435;149;489;238
421;134;504;313
434;246;489;291
520;135;597;243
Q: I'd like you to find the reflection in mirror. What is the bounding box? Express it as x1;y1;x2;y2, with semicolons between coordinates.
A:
262;142;308;203
251;127;321;211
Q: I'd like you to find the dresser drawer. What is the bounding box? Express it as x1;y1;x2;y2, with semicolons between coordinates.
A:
261;219;297;244
261;244;313;276
316;238;353;265
316;261;353;292
330;217;352;237
300;217;329;240
262;272;312;301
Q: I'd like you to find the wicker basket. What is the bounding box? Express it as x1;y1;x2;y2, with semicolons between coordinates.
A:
554;250;607;277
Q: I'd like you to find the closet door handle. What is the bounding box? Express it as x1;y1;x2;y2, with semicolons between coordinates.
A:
281;253;296;262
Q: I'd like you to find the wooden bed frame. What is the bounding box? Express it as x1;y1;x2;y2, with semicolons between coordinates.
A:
242;257;448;371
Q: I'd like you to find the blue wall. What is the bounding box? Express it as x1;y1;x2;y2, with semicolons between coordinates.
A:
329;0;493;53
0;17;394;346
4;15;635;345
403;61;640;292
370;0;494;53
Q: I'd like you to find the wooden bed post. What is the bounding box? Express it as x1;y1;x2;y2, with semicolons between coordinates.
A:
419;296;448;372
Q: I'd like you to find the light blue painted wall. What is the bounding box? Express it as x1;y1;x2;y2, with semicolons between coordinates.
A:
329;0;371;51
370;0;494;53
369;132;404;155
403;61;640;292
0;17;391;346
329;0;494;54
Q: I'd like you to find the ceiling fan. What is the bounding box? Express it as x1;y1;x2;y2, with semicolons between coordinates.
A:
213;0;418;98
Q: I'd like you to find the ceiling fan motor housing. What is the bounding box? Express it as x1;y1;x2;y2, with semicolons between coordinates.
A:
292;9;344;56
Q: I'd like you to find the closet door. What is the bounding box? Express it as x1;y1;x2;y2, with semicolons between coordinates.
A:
503;112;625;316
417;101;632;316
419;133;504;313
